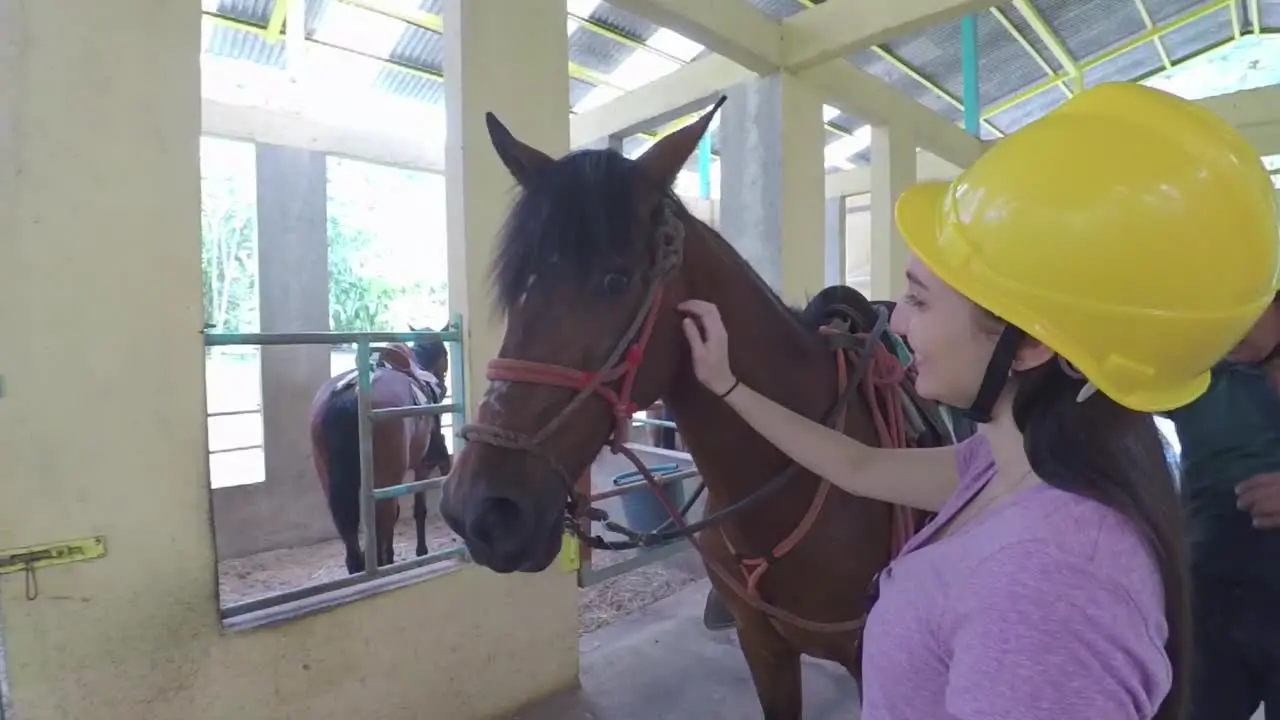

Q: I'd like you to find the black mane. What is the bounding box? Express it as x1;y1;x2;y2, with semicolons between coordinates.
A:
493;149;670;313
490;146;882;339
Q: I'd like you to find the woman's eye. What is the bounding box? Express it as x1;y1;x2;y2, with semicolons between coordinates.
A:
602;273;630;295
903;294;924;309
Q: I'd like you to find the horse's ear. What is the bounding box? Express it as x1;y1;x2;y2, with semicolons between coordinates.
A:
636;96;726;189
486;112;554;187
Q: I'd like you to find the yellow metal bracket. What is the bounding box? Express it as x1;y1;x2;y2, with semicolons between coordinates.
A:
0;536;107;600
557;532;581;573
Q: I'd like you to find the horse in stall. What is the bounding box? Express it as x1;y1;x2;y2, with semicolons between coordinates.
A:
310;327;453;574
439;99;959;719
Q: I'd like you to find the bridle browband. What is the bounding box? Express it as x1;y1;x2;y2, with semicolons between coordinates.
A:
459;198;892;633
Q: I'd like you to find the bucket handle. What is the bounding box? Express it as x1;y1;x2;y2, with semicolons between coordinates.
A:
610;463;681;488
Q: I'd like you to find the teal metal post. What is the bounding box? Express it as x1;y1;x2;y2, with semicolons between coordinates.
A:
697;132;712;199
448;311;467;451
356;339;378;575
960;15;981;136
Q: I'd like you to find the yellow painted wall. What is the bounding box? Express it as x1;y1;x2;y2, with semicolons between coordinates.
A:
0;3;578;719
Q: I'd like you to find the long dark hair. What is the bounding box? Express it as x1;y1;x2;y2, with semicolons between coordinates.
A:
1012;359;1190;719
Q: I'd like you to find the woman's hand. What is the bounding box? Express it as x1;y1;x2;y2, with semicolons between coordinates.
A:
1237;472;1280;529
677;299;738;396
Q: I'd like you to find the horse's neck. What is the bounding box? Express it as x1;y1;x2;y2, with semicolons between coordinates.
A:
661;226;835;506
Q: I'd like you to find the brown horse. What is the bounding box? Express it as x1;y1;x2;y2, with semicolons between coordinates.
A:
439;102;956;719
311;330;452;574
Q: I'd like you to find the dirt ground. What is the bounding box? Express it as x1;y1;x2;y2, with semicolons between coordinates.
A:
217;517;706;635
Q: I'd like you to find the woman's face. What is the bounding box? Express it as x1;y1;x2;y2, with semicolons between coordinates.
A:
888;255;1001;408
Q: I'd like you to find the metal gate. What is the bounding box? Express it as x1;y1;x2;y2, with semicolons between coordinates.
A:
203;315;470;620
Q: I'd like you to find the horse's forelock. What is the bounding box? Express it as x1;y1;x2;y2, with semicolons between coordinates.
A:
491;149;649;314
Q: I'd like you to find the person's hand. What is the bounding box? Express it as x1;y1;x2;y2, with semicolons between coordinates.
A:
1236;472;1280;529
677;299;738;397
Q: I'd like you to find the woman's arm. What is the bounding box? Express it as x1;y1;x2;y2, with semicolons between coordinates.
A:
678;298;960;512
723;383;960;512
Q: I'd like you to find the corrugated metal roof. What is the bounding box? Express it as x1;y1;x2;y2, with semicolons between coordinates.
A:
215;0;273;24
305;0;331;35
1264;0;1280;27
881;12;1049;109
206;22;286;69
1162;6;1237;62
998;5;1067;74
743;0;807;20
199;0;1276;167
1042;0;1149;61
1083;43;1166;89
1151;0;1218;24
388;25;443;74
987;83;1069;132
570;27;640;77
374;64;443;104
589;4;660;42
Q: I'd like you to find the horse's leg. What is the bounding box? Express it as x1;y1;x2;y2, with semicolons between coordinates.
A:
375;496;399;567
413;489;430;557
730;599;804;720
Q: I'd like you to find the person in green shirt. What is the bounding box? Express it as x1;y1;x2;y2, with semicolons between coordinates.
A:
1165;293;1280;720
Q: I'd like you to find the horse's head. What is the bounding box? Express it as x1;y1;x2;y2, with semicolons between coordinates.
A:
439;99;725;573
409;323;450;385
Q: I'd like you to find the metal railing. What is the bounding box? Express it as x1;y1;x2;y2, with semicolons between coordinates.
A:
576;406;703;588
203;315;468;619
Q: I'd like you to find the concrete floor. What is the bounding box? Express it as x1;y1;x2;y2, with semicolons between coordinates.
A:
511;579;861;720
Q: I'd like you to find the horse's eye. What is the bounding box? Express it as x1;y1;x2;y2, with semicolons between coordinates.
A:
602;273;630;296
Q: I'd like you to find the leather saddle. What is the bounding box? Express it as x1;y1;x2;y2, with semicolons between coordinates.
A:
803;285;957;449
331;343;443;407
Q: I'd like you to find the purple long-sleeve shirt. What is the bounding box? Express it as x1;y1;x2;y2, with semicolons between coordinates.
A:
860;435;1173;719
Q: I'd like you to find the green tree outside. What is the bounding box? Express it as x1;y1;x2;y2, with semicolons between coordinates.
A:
199;139;448;336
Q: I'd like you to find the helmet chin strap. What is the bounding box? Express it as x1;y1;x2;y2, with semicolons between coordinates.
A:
962;325;1025;424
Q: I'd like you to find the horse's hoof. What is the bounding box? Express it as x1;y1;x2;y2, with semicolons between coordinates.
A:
416;547;429;557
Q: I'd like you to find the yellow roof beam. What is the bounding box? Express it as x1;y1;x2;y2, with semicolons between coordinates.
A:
1012;0;1082;92
1130;0;1174;70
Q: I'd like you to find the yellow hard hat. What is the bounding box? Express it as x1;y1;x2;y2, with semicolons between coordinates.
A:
895;82;1279;413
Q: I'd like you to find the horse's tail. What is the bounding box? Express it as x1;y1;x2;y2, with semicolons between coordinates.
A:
318;387;362;539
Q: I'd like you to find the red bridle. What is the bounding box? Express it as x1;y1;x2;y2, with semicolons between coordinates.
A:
459;198;685;474
481;284;668;451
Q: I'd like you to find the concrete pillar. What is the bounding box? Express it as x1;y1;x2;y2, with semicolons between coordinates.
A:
442;0;580;697
869;126;917;300
718;73;826;304
209;143;335;558
256;144;331;497
0;0;211;715
825;196;847;287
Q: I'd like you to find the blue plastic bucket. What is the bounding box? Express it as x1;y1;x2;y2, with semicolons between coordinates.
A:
611;463;687;533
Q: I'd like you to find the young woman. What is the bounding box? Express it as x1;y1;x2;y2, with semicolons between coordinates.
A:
679;82;1279;720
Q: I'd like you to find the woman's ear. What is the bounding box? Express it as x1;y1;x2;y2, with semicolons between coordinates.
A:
1012;337;1056;373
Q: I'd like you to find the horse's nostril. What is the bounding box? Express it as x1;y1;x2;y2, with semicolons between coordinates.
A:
471;496;523;548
